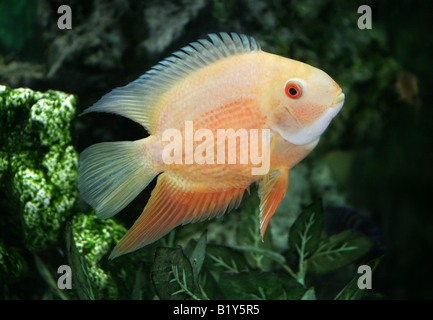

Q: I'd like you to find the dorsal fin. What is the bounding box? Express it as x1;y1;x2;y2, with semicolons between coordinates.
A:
81;32;261;134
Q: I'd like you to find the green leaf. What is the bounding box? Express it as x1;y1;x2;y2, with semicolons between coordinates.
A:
65;221;95;300
306;230;375;275
33;254;70;300
189;231;207;286
231;245;287;266
235;189;274;271
217;272;305;300
204;244;250;276
335;256;382;300
131;266;146;300
289;199;324;260
301;287;317;300
231;245;299;281
151;246;199;300
288;199;325;284
198;268;225;300
235;189;261;245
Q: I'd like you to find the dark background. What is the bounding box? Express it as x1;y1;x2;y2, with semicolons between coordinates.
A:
1;0;432;299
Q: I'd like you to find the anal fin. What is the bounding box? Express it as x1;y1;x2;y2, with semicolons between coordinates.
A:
109;173;246;259
258;169;289;241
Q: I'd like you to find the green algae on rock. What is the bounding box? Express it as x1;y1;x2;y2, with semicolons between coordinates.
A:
70;213;127;299
0;85;78;252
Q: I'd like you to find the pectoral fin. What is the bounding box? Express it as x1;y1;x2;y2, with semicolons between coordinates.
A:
258;168;289;240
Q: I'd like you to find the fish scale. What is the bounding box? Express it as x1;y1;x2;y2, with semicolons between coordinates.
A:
161;97;266;191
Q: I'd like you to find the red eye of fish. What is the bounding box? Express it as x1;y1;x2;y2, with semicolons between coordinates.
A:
285;82;302;99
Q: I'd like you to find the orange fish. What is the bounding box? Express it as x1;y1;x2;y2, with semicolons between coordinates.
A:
78;33;345;259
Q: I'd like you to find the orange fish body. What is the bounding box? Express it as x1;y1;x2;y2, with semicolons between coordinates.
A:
78;33;344;258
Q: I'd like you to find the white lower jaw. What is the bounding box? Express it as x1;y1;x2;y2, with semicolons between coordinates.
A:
279;94;345;146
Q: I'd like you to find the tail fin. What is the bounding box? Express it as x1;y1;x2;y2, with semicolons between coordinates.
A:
78;138;158;219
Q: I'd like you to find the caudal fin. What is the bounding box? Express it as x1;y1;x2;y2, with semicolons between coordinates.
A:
78;138;159;219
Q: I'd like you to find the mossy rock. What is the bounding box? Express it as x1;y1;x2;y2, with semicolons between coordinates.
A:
0;85;78;252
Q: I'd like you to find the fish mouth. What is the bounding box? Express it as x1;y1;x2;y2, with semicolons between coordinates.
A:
331;91;345;114
320;90;344;123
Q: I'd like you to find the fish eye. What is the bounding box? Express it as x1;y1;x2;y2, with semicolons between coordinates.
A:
284;80;304;99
